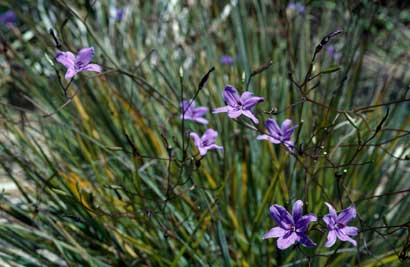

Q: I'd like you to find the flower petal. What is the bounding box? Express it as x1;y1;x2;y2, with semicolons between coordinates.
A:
265;118;281;138
292;200;303;222
336;229;357;246
284;140;295;152
243;96;264;110
296;214;317;232
193;107;208;116
281;119;293;132
323;214;336;229
213;106;231;113
56;51;75;69
262;227;287;239
181;100;191;113
343;226;358;236
298;234;316;247
227;109;242;119
223;85;240;107
82;63;102;73
240;91;253;102
193;117;209;124
202;128;218;144
198;147;208;156
205;144;223;152
65;68;77;80
283;125;297;140
336;206;356;225
75;47;95;66
325;202;337;218
256;134;281;144
189;132;202;148
277;232;298;250
241;110;259;124
269;204;294;227
324;230;337;247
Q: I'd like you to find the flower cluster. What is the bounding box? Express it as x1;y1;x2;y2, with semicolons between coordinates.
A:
55;47;296;156
182;85;298;155
55;47;358;252
179;99;223;156
263;200;358;250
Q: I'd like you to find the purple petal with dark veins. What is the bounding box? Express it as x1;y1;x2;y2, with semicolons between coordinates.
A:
270;204;294;227
243;96;264;110
75;47;95;66
336;206;356;225
324;202;337;218
201;129;218;145
292;200;303;222
298;233;316;247
265;119;281;138
223;85;240;107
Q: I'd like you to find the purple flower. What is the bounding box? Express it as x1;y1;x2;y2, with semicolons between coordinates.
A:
213;85;264;124
190;129;223;156
326;45;342;61
0;10;16;26
115;8;124;21
257;118;297;152
55;47;102;80
181;100;209;124
220;55;234;65
263;200;317;250
287;2;305;14
323;203;358;247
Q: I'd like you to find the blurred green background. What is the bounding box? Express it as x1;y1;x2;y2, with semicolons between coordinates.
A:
0;0;410;266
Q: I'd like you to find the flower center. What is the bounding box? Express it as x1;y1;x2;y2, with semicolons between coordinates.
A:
336;223;345;229
75;61;86;70
202;140;210;147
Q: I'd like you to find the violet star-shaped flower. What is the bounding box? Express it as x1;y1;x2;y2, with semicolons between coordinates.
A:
326;45;342;61
213;85;264;124
263;200;317;250
55;47;102;80
220;55;234;65
180;100;209;124
257;118;297;152
287;2;305;14
0;10;16;26
323;202;358;247
115;8;124;21
190;129;223;156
